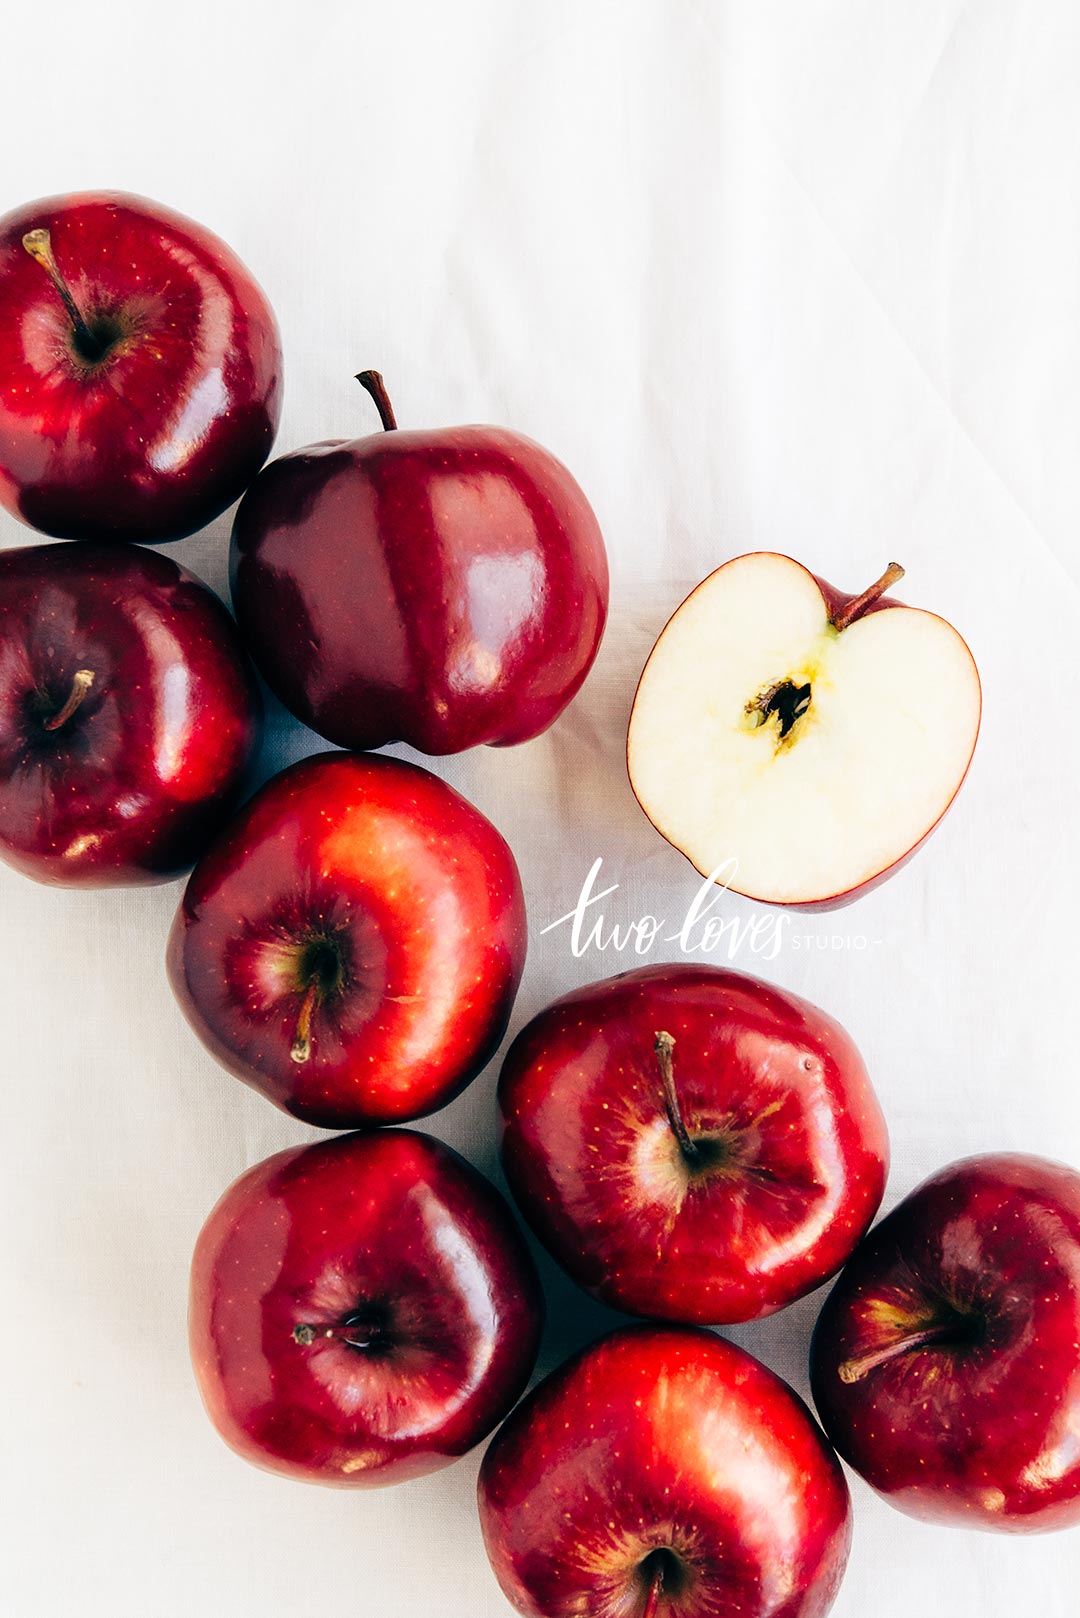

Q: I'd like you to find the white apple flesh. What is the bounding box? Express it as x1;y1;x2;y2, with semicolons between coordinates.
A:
627;554;981;906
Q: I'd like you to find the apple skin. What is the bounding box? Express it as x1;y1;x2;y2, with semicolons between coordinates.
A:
627;555;982;911
0;191;281;543
498;963;888;1324
479;1324;851;1618
0;541;260;886
229;385;608;754
810;1153;1080;1533
167;750;527;1129
190;1128;543;1487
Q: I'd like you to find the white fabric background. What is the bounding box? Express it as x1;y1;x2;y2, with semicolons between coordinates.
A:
1;2;1078;1612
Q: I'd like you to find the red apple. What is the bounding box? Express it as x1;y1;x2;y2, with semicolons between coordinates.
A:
479;1324;851;1617
498;963;888;1324
0;191;281;543
0;541;260;886
628;555;981;906
229;371;608;755
190;1128;543;1486
167;750;526;1128
810;1152;1080;1533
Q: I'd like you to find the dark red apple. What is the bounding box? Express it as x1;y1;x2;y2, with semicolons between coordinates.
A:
0;191;281;543
190;1128;543;1486
167;750;526;1129
810;1152;1080;1533
229;371;608;755
0;541;260;886
479;1324;851;1618
498;963;888;1324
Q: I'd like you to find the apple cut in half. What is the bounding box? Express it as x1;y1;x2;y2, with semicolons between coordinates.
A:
627;554;981;906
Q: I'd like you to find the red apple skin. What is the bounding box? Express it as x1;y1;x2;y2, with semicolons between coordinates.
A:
0;191;282;543
167;750;527;1129
190;1128;543;1487
810;1153;1080;1533
479;1324;852;1618
627;555;982;911
0;541;260;886
498;963;888;1324
229;390;608;754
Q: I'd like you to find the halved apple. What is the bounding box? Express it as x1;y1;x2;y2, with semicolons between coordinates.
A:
627;554;981;906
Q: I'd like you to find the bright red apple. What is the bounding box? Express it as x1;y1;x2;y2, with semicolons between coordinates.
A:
811;1152;1080;1532
167;750;526;1129
479;1324;851;1617
628;554;981;906
229;371;608;755
0;541;260;886
0;191;281;543
190;1128;543;1486
498;963;888;1324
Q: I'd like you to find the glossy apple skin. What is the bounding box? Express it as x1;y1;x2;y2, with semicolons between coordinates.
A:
0;541;260;886
811;1153;1080;1532
167;750;527;1129
0;191;281;543
499;963;888;1324
479;1325;851;1618
190;1128;543;1487
627;555;981;912
229;413;608;754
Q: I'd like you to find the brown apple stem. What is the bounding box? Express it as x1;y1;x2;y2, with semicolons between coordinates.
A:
641;1565;664;1618
654;1031;699;1164
290;980;319;1065
829;562;905;632
293;1323;374;1349
837;1321;963;1384
43;669;95;731
355;370;398;431
21;228;101;357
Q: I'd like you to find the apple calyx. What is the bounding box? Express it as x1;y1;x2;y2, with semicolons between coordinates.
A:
829;561;906;633
42;668;95;731
837;1309;983;1384
356;369;398;432
21;229;119;366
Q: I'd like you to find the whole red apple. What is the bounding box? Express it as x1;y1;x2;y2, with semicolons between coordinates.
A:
0;541;260;886
498;963;888;1323
190;1128;543;1486
0;191;281;543
229;371;608;754
628;555;981;907
810;1152;1080;1532
167;750;526;1128
479;1324;851;1617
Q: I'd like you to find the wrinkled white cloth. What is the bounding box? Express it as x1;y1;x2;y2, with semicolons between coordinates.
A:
1;3;1077;1614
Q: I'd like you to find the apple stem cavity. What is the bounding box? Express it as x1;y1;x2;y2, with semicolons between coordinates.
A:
829;562;906;632
837;1317;974;1384
42;668;95;731
290;979;319;1065
654;1031;700;1166
641;1565;664;1618
293;1322;375;1350
21;229;109;364
356;370;398;432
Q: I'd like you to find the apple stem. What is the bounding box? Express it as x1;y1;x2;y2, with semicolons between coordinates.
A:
830;562;905;632
290;980;319;1065
642;1565;664;1618
43;669;95;731
837;1320;965;1384
293;1322;374;1349
21;228;104;360
654;1031;699;1164
356;370;398;431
